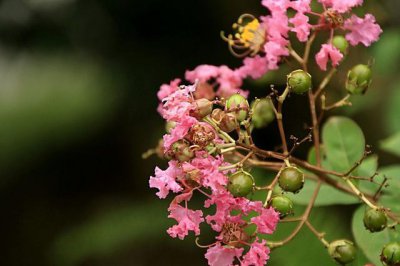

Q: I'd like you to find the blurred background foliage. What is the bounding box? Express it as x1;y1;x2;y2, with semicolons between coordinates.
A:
0;0;399;265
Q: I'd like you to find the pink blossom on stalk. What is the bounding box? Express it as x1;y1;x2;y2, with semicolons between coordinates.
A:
318;0;363;13
149;161;183;199
290;0;311;13
157;78;181;101
315;44;343;71
163;115;197;149
290;12;311;42
344;14;382;47
237;56;269;79
204;190;239;231
185;64;220;83
251;207;280;234
167;203;204;240
160;84;196;122
216;66;247;98
205;242;244;266
242;239;270;266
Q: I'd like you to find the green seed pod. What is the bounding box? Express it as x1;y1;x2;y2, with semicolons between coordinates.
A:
278;167;305;193
191;98;213;119
170;140;194;162
345;64;372;95
251;98;275;129
328;239;357;265
363;208;387;233
270;195;294;218
227;171;254;197
220;112;238;133
287;69;312;95
332;35;349;55
165;121;176;133
381;242;400;266
225;94;249;122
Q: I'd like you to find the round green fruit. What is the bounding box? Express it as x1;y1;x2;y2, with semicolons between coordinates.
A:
363;208;387;232
345;64;372;95
381;242;400;266
278;167;305;193
227;171;254;197
328;239;356;265
287;69;312;94
225;94;249;122
270;195;294;218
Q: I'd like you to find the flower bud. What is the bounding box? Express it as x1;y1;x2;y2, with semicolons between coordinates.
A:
220;113;238;133
190;98;213;119
251;98;275;129
328;239;356;265
193;82;215;100
227;170;254;197
225;94;249;122
345;64;372;95
287;69;312;95
332;35;349;55
363;208;387;233
278;166;304;193
186;123;215;147
270;195;294;218
169;140;194;162
165;121;176;133
211;108;225;123
381;242;400;266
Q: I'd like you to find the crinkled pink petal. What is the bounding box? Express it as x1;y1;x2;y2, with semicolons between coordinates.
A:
161;84;197;121
251;207;280;234
236;56;269;79
264;39;289;70
318;0;363;13
242;239;270;266
185;65;220;83
157;79;181;101
149;161;183;199
163;115;197;149
205;243;243;266
204;190;238;231
290;0;311;13
167;203;204;240
290;12;311;42
315;44;343;71
262;0;291;13
216;65;246;98
344;14;382;47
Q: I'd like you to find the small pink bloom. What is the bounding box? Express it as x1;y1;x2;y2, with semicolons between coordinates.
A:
290;0;311;13
251;207;280;234
204;190;238;231
261;0;291;12
344;14;382;47
205;242;243;266
263;39;289;70
242;239;270;266
185;64;220;83
167;203;204;240
216;66;246;98
149;161;183;199
157;79;181;101
318;0;363;13
315;44;343;71
290;12;311;42
163;115;197;149
237;56;269;79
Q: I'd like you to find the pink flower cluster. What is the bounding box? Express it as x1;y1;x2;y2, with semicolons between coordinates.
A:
151;83;280;265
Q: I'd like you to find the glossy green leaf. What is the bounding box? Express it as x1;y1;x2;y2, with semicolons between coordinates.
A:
322;117;365;173
352;206;400;266
380;132;400;157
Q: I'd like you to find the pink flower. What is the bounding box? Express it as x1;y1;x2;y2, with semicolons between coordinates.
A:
318;0;363;13
185;64;220;83
237;56;269;79
242;239;270;266
149;161;183;199
290;0;311;13
167;203;204;240
161;84;196;122
205;242;243;266
315;44;343;71
216;66;245;98
163;115;197;149
344;14;382;47
204;190;239;231
290;12;311;42
251;207;280;234
261;0;290;13
263;39;289;69
157;79;181;101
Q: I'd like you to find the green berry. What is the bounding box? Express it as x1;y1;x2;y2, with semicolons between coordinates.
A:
287;69;312;94
363;208;387;232
170;140;194;162
381;242;400;266
227;171;254;197
225;94;249;122
251;98;275;129
345;64;372;95
328;239;357;265
270;195;294;218
278;167;304;193
332;36;349;54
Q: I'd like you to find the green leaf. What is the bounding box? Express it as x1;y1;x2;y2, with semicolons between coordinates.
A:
380;132;400;157
379;166;400;215
385;84;400;134
372;30;400;75
322;117;365;173
352;206;400;265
